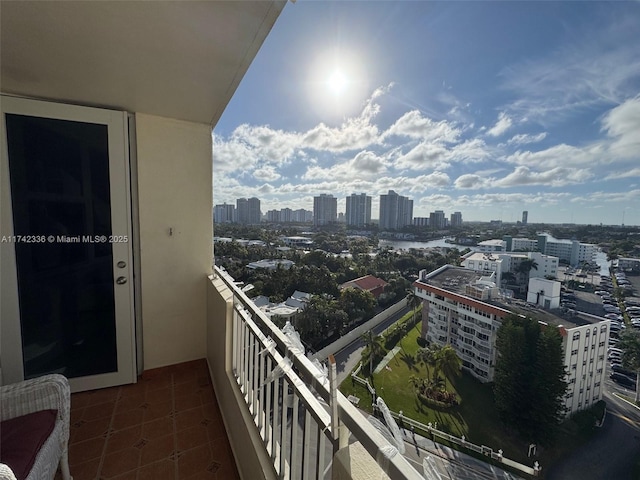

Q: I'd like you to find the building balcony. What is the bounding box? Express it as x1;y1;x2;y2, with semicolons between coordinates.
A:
206;266;422;479
58;359;239;480
53;268;422;480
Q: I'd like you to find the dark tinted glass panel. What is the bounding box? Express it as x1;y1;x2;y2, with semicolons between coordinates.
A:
6;114;117;378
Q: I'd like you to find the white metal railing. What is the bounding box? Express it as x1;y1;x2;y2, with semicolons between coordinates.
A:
215;266;421;480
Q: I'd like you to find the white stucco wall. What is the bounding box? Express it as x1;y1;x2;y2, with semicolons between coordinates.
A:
135;113;212;369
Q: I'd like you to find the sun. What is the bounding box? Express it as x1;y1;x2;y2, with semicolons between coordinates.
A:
327;70;348;95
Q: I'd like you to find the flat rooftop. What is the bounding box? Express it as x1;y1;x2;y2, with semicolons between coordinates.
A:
420;265;607;329
423;266;495;294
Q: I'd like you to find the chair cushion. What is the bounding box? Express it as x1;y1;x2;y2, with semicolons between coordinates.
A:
0;409;57;480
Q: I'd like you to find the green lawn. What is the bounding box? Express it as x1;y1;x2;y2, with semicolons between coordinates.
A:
340;320;607;473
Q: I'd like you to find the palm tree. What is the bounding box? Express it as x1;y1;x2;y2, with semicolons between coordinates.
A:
517;258;539;287
617;330;640;403
361;330;385;377
409;374;426;394
501;272;516;289
417;345;440;380
406;289;422;325
436;345;463;380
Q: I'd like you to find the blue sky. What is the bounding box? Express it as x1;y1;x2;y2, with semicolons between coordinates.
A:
213;1;640;226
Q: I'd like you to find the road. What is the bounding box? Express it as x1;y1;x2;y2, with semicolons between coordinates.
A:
546;389;640;480
333;304;412;384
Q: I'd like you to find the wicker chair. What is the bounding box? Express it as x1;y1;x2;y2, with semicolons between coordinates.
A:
0;374;72;480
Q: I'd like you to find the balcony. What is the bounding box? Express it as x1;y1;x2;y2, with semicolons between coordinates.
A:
57;359;238;480
206;266;422;479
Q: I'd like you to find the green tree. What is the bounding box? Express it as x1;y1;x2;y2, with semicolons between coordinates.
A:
529;326;568;444
339;288;376;324
417;345;439;380
435;345;462;380
295;295;348;347
407;289;422;325
618;329;640;403
494;317;535;429
361;330;386;378
493;315;567;445
516;258;539;286
501;271;516;288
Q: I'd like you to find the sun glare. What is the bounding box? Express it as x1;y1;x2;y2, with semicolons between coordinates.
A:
327;70;348;95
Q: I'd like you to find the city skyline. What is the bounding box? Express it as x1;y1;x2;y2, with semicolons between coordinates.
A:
213;2;640;226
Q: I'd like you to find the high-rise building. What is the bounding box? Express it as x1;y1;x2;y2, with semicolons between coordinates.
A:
293;209;313;223
313;194;337;226
522;211;528;225
266;210;280;223
280;208;292;223
236;197;261;224
379;190;413;230
345;193;372;228
451;211;463;227
214;203;235;223
429;210;446;229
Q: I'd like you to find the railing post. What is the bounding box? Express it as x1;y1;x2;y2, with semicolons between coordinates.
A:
328;354;348;453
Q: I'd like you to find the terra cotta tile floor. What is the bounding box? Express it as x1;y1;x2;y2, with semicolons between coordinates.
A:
56;359;240;480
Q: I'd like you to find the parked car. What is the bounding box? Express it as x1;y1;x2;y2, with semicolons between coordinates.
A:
612;364;635;377
610;372;637;389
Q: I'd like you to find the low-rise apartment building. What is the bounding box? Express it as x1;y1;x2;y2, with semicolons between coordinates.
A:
461;251;559;287
502;234;598;267
618;257;640;272
414;265;609;416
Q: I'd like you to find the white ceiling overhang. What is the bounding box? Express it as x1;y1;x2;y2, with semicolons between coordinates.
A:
1;0;286;126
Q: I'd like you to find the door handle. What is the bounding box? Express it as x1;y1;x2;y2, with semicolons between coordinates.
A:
116;276;127;285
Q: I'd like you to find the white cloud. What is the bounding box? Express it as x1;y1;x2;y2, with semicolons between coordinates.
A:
231;124;299;164
601;96;640;159
253;165;281;182
448;138;491;163
604;168;640;180
301;117;380;153
455;192;571;207
302;150;389;181
407;172;451;191
454;174;491;190
486;112;512;137
494;166;593;187
212;134;259;173
395;142;450;170
499;21;640;123
504;143;604;169
506;132;547;146
383;110;460;143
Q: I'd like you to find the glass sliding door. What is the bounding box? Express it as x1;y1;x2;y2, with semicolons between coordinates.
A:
1;96;136;391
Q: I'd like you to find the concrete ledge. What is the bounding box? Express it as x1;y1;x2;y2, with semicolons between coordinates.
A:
206;275;277;480
333;442;391;480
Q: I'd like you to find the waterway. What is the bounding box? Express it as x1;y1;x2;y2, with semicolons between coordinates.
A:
378;237;477;251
